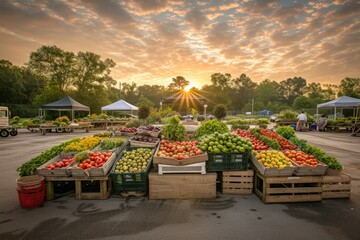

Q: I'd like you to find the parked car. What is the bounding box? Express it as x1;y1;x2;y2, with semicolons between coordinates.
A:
182;115;194;121
197;114;214;121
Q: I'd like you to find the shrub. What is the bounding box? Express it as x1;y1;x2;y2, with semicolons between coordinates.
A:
213;104;227;120
125;119;142;128
55;116;70;123
231;124;250;130
12;116;20;121
138;105;150;120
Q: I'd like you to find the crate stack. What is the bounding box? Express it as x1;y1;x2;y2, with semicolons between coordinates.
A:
149;143;216;200
250;150;351;203
110;127;160;197
206;150;254;195
36;141;126;200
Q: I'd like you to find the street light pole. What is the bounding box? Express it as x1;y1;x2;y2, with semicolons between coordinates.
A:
204;104;208;120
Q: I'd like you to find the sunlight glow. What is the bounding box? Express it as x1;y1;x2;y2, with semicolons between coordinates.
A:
184;85;192;92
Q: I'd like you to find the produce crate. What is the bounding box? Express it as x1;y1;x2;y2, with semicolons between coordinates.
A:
92;139;128;156
69;151;116;177
36;153;76;177
206;151;251;172
250;154;295;177
325;168;343;176
137;129;161;138
222;170;254;195
291;160;328;176
254;172;323;203
129;137;160;148
153;144;208;166
45;180;75;200
322;173;351;199
75;175;112;200
148;172;216;200
110;147;154;194
158;162;206;174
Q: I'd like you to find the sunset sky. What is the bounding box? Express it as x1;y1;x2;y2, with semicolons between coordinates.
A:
0;0;359;88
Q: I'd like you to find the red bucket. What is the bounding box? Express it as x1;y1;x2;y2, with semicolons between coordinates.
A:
17;188;45;209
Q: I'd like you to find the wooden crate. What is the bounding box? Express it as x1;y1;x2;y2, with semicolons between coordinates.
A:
44;175;111;200
222;170;254;195
254;172;323;203
148;172;216;200
45;179;75;201
75;175;112;200
153;144;208;166
250;154;295;177
322;173;351;199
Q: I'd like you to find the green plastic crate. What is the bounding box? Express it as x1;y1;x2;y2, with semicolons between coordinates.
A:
110;147;154;193
206;151;251;172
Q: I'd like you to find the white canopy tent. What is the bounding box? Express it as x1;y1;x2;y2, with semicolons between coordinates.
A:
101;100;138;115
316;96;360;120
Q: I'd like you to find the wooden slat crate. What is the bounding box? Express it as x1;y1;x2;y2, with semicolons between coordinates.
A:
75;175;112;200
44;175;111;200
148;172;216;200
322;173;351;199
254;171;323;203
222;170;254;195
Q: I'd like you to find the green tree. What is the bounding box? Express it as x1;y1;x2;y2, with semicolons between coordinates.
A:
211;73;231;90
278;77;307;104
292;96;312;110
231;73;257;110
121;82;139;104
254;79;280;107
0;60;26;103
213;104;227;120
338;77;360;98
137;97;154;108
28;45;76;94
168;76;190;90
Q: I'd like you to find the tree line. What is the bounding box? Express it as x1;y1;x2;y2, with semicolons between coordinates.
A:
1;45;359;117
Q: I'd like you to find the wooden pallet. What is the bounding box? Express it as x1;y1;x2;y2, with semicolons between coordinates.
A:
254;172;323;203
148;172;216;200
45;175;111;200
222;170;254;195
322;173;351;199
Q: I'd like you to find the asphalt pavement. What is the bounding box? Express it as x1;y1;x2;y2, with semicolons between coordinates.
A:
0;129;359;240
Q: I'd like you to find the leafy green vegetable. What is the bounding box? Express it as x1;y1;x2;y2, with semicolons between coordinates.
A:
17;138;80;176
259;136;280;150
276;126;296;139
195;119;229;139
98;138;125;150
162;116;186;141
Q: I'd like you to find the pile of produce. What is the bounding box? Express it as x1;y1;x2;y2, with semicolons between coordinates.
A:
260;128;297;150
120;127;137;134
46;156;75;170
254;150;293;168
17;138;80;176
156;140;203;160
75;151;113;170
97;138;125;150
130;135;159;143
233;129;269;150
114;148;152;173
284;150;321;168
275;126;296;140
199;132;252;154
63;136;102;152
195;119;229;139
161;116;186;141
138;125;161;132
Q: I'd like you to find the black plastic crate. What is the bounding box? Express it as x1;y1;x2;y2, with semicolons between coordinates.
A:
81;180;101;193
53;181;75;195
110;146;154;194
206;151;251;172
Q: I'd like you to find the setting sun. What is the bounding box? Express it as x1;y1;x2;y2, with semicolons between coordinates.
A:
184;85;192;92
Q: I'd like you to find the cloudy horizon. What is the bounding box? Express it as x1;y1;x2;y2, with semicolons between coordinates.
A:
0;0;359;88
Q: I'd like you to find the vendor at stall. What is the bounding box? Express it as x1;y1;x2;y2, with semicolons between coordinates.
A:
317;114;328;131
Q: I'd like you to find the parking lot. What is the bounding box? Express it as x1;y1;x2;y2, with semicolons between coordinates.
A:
0;129;359;240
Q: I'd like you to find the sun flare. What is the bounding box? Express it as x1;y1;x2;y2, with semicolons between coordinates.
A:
184;85;192;92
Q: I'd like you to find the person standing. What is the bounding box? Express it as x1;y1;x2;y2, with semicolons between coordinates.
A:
297;111;307;131
317;114;328;131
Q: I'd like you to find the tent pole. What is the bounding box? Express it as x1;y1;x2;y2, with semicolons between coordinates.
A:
334;106;337;120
